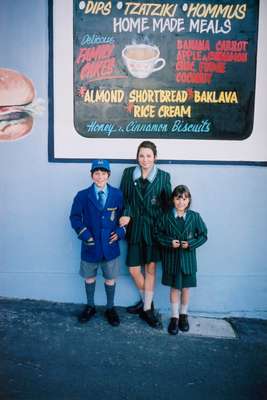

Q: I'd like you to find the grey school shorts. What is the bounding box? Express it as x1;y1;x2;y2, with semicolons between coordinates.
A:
79;257;120;280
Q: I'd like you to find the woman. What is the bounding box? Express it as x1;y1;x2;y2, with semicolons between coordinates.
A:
120;141;172;328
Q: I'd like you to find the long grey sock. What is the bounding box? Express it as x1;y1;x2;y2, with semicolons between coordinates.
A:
104;283;116;309
85;281;96;307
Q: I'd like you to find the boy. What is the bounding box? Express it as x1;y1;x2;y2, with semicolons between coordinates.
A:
70;160;125;326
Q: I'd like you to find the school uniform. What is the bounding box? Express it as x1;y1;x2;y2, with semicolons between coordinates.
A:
70;183;125;264
120;165;172;266
156;209;208;289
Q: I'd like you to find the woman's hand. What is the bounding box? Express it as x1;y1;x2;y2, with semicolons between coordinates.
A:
119;216;130;226
172;240;180;248
181;241;189;249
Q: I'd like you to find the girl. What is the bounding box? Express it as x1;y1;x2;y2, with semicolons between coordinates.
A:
120;141;172;328
156;185;207;335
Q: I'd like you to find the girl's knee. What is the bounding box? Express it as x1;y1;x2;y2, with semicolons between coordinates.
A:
129;266;141;278
182;287;190;294
145;263;156;275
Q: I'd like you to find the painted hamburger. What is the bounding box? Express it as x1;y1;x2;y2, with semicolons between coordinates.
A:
0;68;40;141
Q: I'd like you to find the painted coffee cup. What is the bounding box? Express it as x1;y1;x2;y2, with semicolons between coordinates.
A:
122;44;166;79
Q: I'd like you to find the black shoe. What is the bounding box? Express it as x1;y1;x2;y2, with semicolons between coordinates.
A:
168;317;179;335
139;309;162;329
126;300;155;314
105;307;120;327
178;314;190;332
78;306;96;323
126;299;144;314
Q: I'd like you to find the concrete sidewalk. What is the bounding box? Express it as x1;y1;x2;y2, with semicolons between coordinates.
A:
0;298;266;400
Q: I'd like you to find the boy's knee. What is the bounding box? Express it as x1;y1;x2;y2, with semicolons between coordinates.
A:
105;279;115;285
85;277;96;284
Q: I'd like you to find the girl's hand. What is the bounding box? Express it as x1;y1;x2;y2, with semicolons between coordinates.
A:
181;241;189;249
119;216;130;226
172;240;180;248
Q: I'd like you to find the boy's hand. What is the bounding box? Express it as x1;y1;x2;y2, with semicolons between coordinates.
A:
109;232;118;244
181;241;189;249
85;237;95;246
119;216;130;226
172;240;180;248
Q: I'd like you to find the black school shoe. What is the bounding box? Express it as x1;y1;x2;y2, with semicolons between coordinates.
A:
126;300;154;314
126;299;144;314
139;308;162;329
178;314;190;332
78;305;96;323
168;317;179;335
105;307;120;327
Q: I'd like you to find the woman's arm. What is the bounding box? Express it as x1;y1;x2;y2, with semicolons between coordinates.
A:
159;172;172;212
119;169;132;225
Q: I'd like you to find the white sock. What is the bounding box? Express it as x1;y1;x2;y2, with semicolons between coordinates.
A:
144;291;154;311
180;303;189;315
139;289;145;301
171;302;180;318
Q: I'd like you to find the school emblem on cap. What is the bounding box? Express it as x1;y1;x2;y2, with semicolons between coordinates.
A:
91;159;111;172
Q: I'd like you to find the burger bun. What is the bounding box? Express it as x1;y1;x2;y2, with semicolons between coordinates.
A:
0;68;35;106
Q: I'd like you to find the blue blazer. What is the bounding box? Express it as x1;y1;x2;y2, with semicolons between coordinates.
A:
70;184;125;262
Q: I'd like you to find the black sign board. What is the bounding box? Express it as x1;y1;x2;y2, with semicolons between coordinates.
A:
73;0;259;140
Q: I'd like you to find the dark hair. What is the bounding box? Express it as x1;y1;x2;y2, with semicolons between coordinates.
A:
91;168;111;177
172;185;192;209
136;141;157;159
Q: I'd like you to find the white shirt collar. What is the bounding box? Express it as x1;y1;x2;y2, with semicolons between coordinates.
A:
133;165;158;183
94;184;108;197
173;209;186;219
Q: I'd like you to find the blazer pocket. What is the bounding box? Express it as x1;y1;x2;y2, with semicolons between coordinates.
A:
84;242;98;258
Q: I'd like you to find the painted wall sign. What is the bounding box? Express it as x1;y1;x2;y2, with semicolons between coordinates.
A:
73;0;257;141
50;0;266;164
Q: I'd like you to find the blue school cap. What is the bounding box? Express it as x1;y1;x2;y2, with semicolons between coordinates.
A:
91;159;111;173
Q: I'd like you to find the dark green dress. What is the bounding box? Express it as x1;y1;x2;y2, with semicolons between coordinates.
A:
120;167;172;267
156;210;208;289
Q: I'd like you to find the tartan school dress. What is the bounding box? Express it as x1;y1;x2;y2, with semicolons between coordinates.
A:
156;209;208;289
120;166;172;266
